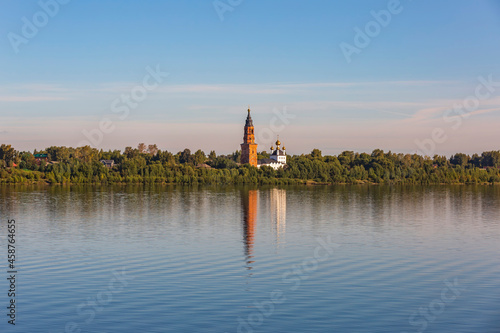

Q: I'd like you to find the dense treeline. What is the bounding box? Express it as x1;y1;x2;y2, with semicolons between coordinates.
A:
1;144;500;185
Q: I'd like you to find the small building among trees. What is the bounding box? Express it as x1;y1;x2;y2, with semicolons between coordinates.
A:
100;160;115;168
34;153;48;165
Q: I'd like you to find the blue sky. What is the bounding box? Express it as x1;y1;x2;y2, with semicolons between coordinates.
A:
1;0;500;155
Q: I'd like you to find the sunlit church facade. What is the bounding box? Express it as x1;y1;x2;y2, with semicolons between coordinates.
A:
240;108;287;170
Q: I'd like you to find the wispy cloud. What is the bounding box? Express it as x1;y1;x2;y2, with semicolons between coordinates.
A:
468;107;500;117
0;95;69;102
152;80;459;95
0;84;75;102
398;95;500;125
0;80;459;103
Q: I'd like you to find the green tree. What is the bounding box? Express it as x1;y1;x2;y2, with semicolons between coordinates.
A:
0;144;16;166
46;146;70;162
193;149;206;165
310;149;322;160
481;151;500;167
450;153;470;167
208;150;217;160
179;149;193;164
75;146;98;163
138;143;147;154
338;151;354;166
148;144;159;156
124;147;139;159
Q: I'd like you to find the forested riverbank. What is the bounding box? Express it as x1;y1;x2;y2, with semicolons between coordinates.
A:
1;144;500;185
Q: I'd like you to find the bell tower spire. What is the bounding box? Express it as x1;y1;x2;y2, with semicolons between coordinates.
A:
245;107;253;127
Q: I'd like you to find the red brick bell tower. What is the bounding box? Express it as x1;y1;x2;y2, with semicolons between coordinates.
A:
241;107;258;167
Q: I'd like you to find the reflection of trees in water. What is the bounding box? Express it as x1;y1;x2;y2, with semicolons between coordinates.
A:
3;184;500;252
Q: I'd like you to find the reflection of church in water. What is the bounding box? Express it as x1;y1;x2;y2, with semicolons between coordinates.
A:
241;188;287;267
270;188;287;244
241;190;258;267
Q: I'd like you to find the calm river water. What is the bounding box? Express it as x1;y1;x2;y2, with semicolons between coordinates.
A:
0;185;499;332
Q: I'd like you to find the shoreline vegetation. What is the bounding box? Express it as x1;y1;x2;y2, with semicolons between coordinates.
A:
1;144;500;186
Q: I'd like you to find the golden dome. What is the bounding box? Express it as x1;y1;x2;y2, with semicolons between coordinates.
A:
282;146;286;150
270;146;274;150
275;139;281;146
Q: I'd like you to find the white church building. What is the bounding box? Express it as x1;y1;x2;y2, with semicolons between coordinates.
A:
257;138;287;170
